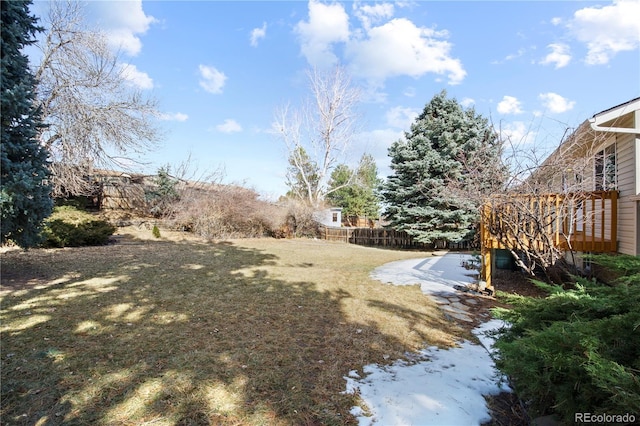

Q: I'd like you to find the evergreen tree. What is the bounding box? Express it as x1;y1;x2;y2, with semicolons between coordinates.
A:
381;90;504;243
327;154;380;221
1;0;53;247
285;147;320;204
145;165;179;217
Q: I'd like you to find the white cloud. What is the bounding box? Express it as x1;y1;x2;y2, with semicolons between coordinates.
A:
353;2;395;30
293;1;465;89
551;17;563;26
492;48;526;65
294;1;465;88
539;92;575;113
385;106;419;130
295;0;350;68
216;119;242;133
250;22;267;47
92;1;156;56
361;86;388;104
403;86;416;98
539;43;571;68
119;63;153;89
567;0;640;65
158;112;188;122
499;121;537;145
460;97;475;108
497;96;523;115
346;18;466;86
199;65;227;94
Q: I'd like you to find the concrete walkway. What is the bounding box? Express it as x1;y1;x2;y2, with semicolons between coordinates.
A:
344;252;511;425
371;252;484;323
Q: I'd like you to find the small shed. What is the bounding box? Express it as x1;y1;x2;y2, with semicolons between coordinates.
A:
314;207;343;227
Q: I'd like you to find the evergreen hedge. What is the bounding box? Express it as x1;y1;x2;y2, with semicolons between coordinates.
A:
42;206;115;247
492;254;640;423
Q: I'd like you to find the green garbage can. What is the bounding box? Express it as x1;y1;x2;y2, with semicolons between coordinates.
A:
495;249;516;270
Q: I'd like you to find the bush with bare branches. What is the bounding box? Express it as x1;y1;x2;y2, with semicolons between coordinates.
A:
139;156;322;240
483;120;616;282
276;198;320;238
163;184;270;239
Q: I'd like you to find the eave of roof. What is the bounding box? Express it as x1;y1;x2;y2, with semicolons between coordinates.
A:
592;96;640;120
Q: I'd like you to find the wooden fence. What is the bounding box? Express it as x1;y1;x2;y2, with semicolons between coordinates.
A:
319;226;470;250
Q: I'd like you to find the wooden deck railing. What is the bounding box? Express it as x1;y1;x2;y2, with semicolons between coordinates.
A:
480;190;618;290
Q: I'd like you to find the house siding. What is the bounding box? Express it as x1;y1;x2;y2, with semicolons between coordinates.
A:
615;135;633;254
616;133;635;196
614;132;638;255
618;200;636;255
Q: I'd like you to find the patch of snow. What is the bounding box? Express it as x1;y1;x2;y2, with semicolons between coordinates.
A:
348;370;361;378
370;253;477;296
344;254;512;425
344;320;510;426
474;318;509;356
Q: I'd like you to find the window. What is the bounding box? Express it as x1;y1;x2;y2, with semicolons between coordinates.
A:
594;144;616;191
332;212;338;223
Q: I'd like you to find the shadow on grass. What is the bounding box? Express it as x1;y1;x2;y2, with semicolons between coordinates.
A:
365;298;462;345
1;238;451;425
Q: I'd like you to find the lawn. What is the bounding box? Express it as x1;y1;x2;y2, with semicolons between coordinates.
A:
1;229;467;425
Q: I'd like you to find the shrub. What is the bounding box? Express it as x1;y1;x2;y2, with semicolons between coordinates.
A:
42;206;116;247
492;254;640;422
157;177;323;240
166;184;283;239
278;198;319;238
152;225;161;238
145;165;179;217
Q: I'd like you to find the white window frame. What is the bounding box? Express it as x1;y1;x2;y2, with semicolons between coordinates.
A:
594;143;617;191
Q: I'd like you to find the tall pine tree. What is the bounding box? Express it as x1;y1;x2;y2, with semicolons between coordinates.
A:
381;91;504;244
1;0;53;247
327;154;380;221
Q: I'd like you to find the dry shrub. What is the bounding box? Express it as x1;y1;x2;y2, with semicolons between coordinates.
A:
164;184;274;239
150;162;322;240
163;183;321;240
276;198;320;238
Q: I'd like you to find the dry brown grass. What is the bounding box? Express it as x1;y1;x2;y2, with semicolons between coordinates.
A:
1;228;466;425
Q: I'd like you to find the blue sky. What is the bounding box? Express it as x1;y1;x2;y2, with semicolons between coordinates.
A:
30;0;640;199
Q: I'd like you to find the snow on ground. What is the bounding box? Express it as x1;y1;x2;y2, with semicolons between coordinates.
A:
344;253;510;426
370;253;478;296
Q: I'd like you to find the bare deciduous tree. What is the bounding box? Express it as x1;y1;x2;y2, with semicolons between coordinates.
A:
481;121;614;282
34;1;161;197
274;65;360;207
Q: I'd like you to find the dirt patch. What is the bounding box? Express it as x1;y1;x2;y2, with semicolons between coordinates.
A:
480;269;549;425
491;269;548;298
482;391;532;426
